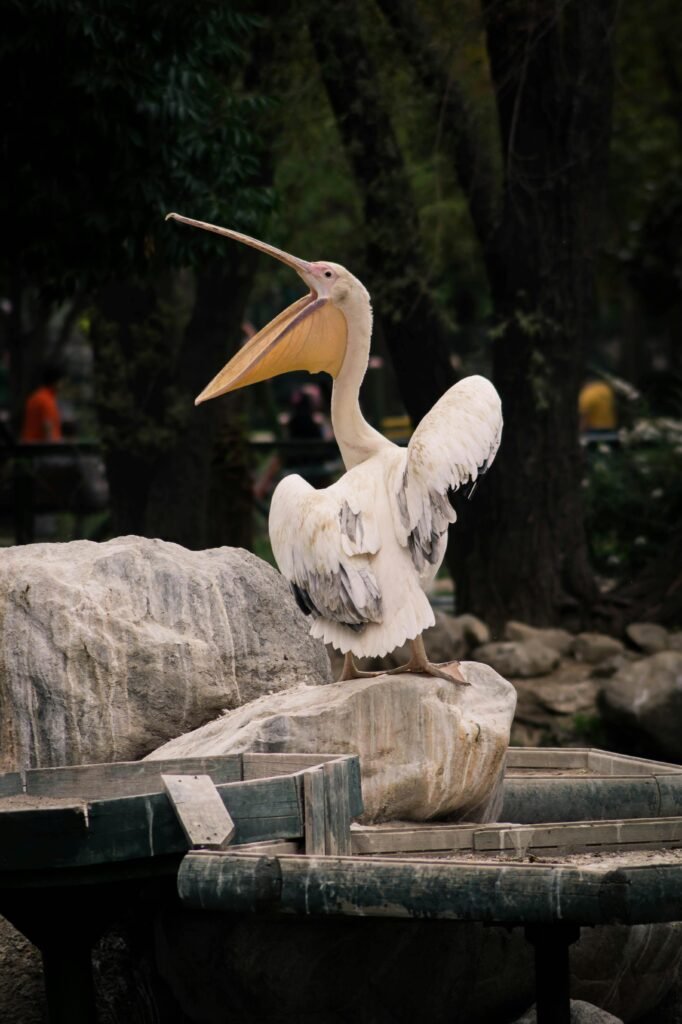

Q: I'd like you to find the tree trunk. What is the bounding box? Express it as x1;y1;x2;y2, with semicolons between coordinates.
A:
307;0;456;426
450;0;617;631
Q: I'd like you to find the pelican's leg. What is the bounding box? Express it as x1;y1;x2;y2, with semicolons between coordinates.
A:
386;635;469;685
339;652;384;682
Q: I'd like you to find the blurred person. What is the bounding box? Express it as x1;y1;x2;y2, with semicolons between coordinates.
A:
579;376;617;433
20;363;64;442
254;384;333;502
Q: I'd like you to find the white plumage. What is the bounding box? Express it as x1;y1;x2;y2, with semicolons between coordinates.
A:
270;374;502;659
167;211;503;678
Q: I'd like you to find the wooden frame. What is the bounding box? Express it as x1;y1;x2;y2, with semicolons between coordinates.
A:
0;753;362;874
3;746;682;1024
503;747;682;823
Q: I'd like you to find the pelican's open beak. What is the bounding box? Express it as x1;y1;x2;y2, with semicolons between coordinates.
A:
166;213;347;404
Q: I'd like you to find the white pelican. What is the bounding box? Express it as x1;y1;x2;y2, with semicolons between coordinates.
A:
167;213;502;683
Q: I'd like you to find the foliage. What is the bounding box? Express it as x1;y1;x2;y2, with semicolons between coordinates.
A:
1;0;270;294
90;296;188;460
584;428;682;582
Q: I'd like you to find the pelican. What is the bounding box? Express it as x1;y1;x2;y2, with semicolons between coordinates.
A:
167;213;502;683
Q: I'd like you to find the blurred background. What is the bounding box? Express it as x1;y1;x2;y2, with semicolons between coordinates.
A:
1;0;680;635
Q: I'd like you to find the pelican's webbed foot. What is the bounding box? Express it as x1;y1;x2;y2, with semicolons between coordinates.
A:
338;639;469;685
387;635;469;686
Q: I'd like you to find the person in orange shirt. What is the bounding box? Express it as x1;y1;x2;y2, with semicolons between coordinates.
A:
20;364;64;442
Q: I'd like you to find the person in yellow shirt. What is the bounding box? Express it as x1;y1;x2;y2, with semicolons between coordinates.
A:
578;378;617;432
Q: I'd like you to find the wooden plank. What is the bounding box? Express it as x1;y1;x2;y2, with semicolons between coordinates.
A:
351;817;682;856
241;757;364;819
0;772;23;799
655;775;682;817
0;772;305;872
243;754;364;819
502;776;661;824
505;749;589;770
587;751;682;777
229;840;300;856
24;756;242;800
0;805;90;871
215;774;304;844
473;817;682;854
177;852;682;926
178;851;283;913
303;769;326;856
351;824;478;856
323;760;352;855
162;775;235;849
47;775;302;869
242;753;339;780
345;755;363;819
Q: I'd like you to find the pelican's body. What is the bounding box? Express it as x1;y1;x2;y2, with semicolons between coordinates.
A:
167;213;502;679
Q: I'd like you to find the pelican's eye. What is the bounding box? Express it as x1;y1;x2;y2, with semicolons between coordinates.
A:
324;270;333;278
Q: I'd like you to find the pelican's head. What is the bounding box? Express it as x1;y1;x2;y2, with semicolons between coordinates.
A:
166;213;363;405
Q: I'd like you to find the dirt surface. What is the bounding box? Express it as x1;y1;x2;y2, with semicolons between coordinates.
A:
0;793;86;810
506;766;593;776
429;848;682;868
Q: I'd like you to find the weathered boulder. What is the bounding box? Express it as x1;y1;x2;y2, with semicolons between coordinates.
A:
0;536;331;770
472;640;560;678
626;622;670;655
534;679;596;716
148;663;517;823
598;652;682;761
670;632;682;652
572;921;682;1022
573;633;625;665
449;612;491;650
504;620;574;656
512;1000;623;1023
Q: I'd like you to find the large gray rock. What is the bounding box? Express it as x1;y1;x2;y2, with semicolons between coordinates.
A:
420;611;491;661
504;620;574;656
0;536;330;770
599;651;682;761
513;1000;623;1023
472;639;560;678
148;663;517;823
572;921;682;1023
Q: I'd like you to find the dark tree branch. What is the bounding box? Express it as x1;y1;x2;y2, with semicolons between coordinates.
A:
374;0;498;255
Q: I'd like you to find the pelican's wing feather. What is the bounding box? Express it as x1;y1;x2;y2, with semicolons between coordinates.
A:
269;473;383;631
391;375;502;571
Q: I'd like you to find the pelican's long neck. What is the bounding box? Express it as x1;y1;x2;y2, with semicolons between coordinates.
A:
331;291;387;470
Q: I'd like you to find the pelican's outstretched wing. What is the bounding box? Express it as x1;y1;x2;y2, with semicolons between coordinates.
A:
269;472;383;631
390;375;502;572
